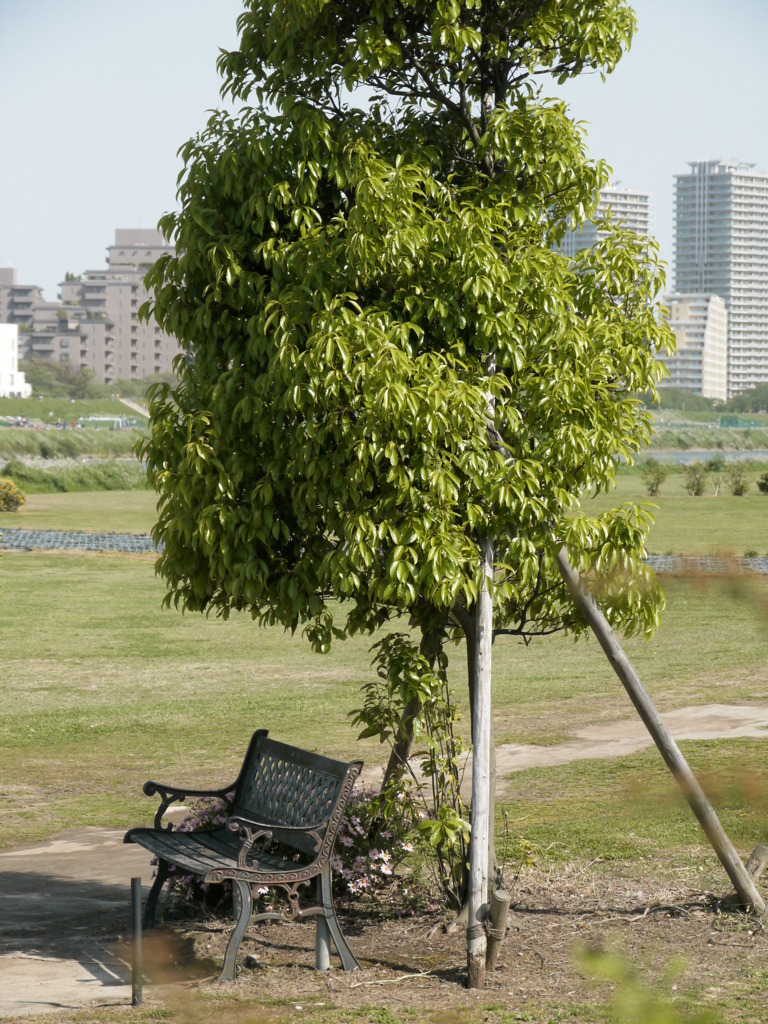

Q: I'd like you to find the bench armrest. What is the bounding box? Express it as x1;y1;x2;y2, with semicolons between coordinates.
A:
226;813;326;866
143;780;236;831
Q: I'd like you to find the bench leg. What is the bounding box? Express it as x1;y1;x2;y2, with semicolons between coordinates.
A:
218;880;252;983
320;868;359;971
315;877;331;971
143;860;169;929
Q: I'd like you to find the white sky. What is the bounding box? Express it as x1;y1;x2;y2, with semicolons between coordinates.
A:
1;0;767;301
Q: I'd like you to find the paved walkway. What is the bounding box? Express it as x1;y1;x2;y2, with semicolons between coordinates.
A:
118;397;150;419
0;829;154;1018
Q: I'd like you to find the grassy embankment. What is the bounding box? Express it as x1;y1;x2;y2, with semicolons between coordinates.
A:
0;397;147;490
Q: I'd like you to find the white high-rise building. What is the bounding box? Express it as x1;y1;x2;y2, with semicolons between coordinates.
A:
559;184;651;257
674;160;768;397
660;294;728;402
0;324;32;397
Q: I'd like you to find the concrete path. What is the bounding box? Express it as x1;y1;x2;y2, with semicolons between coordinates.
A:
118;397;150;419
0;829;154;1018
495;701;768;778
2;703;768;1017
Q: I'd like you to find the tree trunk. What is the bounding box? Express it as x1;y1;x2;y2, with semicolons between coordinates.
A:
467;535;493;988
380;623;442;791
381;694;422;790
556;547;766;916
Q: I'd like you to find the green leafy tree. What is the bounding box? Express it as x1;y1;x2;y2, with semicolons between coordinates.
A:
724;382;768;413
19;359;101;400
140;0;673;985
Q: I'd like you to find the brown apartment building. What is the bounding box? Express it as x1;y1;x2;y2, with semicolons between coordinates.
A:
0;229;181;385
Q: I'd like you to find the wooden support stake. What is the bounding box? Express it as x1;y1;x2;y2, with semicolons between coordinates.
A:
745;844;768;882
485;889;511;972
556;548;766;916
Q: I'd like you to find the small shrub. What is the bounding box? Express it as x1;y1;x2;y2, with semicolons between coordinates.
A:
0;477;26;512
158;796;233;914
332;785;417;901
640;458;668;497
757;471;768;494
704;454;726;473
158;786;421;917
726;464;750;496
684;462;708;496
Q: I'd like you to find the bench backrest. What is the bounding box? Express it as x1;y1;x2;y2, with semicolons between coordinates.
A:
230;730;362;858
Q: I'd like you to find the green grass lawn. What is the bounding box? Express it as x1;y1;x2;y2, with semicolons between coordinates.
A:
0;490;156;532
503;738;768;870
589;471;768;556
3;473;768;555
2;484;767;1024
0;551;396;845
1;548;767;847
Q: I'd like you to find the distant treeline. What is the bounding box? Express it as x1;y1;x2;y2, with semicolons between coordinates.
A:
643;385;768;415
19;359;173;402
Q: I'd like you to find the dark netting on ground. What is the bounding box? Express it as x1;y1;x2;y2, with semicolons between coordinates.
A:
0;532;766;574
0;529;159;553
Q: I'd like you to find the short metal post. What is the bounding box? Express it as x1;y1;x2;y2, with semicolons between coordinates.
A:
315;877;331;971
131;876;143;1006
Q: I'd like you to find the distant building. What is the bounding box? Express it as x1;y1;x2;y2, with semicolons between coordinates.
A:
0;268;44;325
558;184;651;257
674;160;768;397
2;230;181;385
0;324;32;397
22;300;114;380
660;294;728;402
59;229;180;383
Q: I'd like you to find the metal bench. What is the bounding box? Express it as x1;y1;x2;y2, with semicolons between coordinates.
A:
124;730;363;980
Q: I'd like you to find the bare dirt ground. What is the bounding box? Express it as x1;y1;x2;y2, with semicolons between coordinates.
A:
138;863;767;1023
133;702;768;1023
